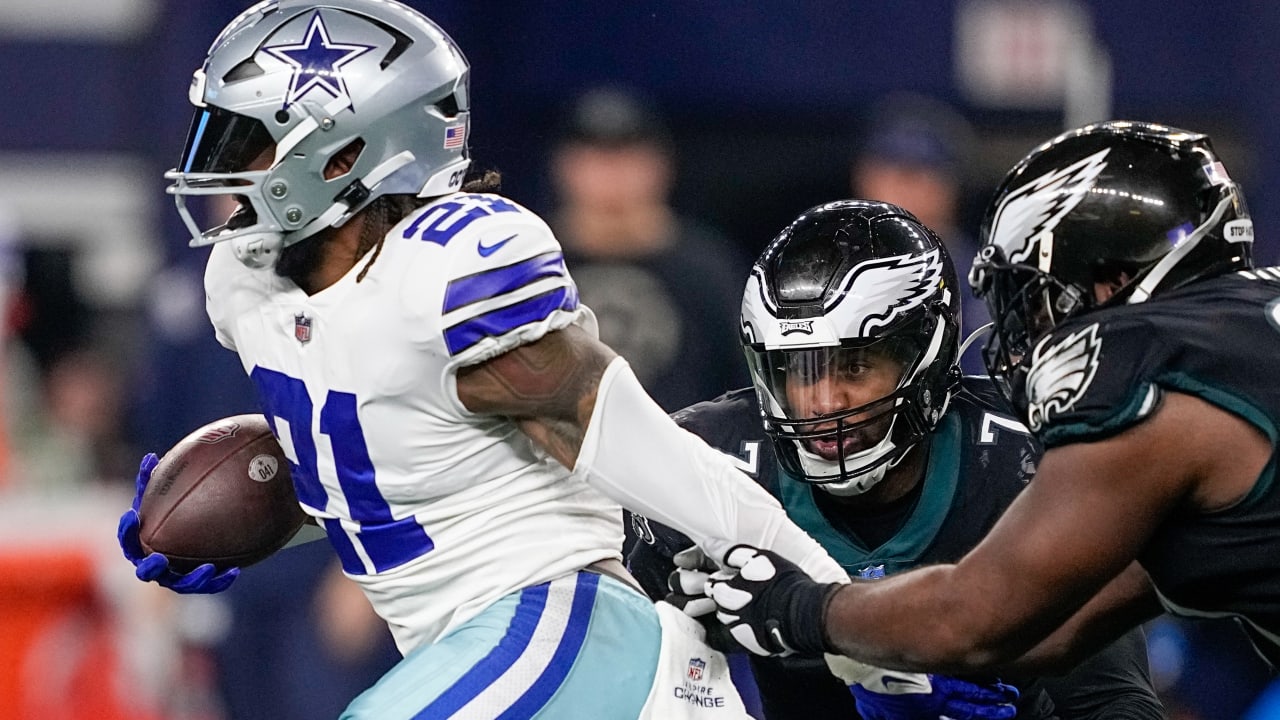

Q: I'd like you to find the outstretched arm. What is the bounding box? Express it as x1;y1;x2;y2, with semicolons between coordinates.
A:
816;391;1264;672
1010;561;1163;677
709;392;1268;673
457;325;848;581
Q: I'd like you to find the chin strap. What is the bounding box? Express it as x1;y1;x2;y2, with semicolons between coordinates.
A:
957;322;993;361
231;231;286;269
1128;193;1234;304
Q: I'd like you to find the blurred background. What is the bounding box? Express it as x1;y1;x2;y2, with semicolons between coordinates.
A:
0;1;1276;718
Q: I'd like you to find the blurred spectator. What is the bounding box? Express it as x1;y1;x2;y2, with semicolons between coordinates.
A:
209;541;399;720
549;86;750;411
0;207;21;486
2;236;138;491
851;93;989;375
17;347;135;491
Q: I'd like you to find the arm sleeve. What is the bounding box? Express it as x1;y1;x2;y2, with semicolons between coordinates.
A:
1035;626;1165;720
572;357;849;584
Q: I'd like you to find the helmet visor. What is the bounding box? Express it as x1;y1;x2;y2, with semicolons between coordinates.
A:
178;106;275;175
747;338;919;460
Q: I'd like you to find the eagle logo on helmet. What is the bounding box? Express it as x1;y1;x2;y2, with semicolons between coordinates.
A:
991;148;1111;271
1025;323;1102;431
826;248;945;338
264;11;373;111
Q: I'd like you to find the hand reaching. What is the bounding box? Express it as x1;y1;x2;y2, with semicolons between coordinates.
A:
666;546;717;617
851;670;1019;720
117;453;240;594
665;546;740;652
706;544;842;657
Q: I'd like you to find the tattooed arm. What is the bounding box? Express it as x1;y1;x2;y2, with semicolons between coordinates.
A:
455;324;612;468
456;325;848;582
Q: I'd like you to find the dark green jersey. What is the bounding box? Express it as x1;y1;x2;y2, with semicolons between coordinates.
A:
1026;269;1280;668
626;378;1162;719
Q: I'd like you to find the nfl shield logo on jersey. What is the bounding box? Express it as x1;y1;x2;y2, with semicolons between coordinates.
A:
687;657;706;681
857;564;886;580
294;313;313;345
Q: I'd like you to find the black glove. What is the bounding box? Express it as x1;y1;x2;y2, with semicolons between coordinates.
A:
707;544;842;657
665;546;743;653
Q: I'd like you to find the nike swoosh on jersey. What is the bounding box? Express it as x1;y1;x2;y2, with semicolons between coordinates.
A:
478;233;517;257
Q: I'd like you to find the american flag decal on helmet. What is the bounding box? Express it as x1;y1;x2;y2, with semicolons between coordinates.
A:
444;124;466;149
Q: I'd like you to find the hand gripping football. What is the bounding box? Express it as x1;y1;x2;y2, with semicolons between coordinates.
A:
137;414;307;572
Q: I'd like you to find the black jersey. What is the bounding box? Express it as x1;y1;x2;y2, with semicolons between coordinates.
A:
626;378;1162;719
1026;269;1280;668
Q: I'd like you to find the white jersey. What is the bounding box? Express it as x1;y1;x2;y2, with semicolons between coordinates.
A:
204;193;623;654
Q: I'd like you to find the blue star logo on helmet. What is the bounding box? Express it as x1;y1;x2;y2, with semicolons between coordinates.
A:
264;11;373;110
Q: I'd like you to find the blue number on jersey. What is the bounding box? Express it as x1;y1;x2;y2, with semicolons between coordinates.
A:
403;194;522;246
252;367;435;575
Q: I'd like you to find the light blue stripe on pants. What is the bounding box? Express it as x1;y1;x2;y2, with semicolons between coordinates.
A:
342;572;662;719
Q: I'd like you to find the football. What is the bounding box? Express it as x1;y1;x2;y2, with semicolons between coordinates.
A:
138;413;308;573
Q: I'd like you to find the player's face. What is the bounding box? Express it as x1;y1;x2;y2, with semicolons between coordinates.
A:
782;346;905;460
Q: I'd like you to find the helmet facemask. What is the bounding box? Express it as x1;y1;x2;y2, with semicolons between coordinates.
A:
168;106;293;268
746;310;952;496
970;246;1088;416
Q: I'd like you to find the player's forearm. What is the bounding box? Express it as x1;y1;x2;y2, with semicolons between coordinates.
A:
1003;562;1161;677
822;564;1042;673
574;357;847;582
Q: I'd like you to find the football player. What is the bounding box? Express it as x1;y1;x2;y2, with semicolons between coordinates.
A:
110;1;871;717
627;199;1163;718
700;122;1280;683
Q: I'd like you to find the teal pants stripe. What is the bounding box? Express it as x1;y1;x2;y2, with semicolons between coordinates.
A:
342;572;661;719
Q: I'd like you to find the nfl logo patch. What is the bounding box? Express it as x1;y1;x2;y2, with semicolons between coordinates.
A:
687;657;706;681
294;313;313;345
857;564;886;580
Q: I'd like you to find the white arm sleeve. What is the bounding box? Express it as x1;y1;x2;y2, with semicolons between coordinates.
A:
573;357;848;584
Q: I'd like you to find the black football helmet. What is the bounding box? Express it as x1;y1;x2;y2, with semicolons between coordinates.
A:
969;121;1253;421
740;200;961;495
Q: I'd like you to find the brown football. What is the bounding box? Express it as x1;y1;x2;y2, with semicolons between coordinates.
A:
138;413;308;573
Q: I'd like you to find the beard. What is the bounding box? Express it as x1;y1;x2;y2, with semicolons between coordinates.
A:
274;231;329;287
271;195;426;288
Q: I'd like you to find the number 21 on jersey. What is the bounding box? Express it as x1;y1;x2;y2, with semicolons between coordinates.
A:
252;367;435;575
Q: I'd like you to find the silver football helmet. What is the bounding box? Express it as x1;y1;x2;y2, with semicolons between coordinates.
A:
166;0;471;268
741;200;961;496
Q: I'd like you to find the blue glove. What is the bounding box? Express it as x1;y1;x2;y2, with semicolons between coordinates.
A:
117;453;240;594
851;672;1019;720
